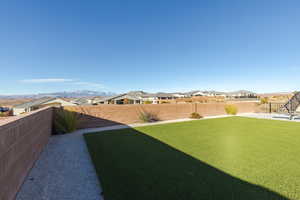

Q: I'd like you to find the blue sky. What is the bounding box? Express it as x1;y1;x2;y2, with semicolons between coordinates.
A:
1;0;300;94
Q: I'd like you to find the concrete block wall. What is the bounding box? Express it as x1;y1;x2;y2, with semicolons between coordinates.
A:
64;102;257;129
0;107;53;200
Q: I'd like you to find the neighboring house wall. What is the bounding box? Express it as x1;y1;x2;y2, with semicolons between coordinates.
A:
12;108;26;115
172;94;186;98
0;107;53;200
227;92;257;98
141;97;159;104
13;107;37;116
99;100;110;104
110;94;141;104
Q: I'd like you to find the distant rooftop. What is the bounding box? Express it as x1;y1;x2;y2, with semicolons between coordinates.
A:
14;97;57;109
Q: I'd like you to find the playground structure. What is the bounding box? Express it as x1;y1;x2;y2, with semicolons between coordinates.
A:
281;92;300;119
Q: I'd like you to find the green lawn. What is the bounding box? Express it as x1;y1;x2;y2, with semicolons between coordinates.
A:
84;117;300;200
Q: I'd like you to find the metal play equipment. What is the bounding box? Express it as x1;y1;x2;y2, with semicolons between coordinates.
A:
281;92;300;120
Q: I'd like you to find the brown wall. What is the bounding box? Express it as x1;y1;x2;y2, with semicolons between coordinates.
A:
64;102;257;129
0;107;53;200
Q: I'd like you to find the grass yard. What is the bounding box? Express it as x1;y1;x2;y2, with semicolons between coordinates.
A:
84;117;300;200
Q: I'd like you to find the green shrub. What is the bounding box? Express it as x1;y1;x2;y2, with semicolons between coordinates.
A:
139;110;160;123
143;101;153;104
0;112;10;117
225;105;238;115
190;112;203;119
54;109;79;134
260;97;269;104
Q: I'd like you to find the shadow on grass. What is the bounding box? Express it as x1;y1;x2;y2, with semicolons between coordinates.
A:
84;128;288;200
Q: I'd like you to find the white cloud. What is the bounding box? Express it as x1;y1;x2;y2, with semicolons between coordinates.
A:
72;81;104;89
20;78;73;83
19;78;105;90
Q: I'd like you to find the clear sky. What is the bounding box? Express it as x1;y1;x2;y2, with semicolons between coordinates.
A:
1;0;300;95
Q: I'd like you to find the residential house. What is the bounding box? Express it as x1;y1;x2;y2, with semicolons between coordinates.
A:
203;91;227;97
188;90;226;97
226;90;257;99
94;96;115;104
84;90;258;105
171;93;187;98
0;107;10;113
154;93;178;100
189;90;256;98
72;96;112;105
140;93;160;104
13;97;76;115
71;97;93;105
190;91;206;96
101;91;146;104
142;92;181;104
94;91;184;105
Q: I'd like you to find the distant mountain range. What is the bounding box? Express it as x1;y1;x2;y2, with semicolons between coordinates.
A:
0;90;116;99
0;90;294;99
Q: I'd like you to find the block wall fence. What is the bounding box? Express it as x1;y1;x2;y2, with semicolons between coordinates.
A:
0;107;53;200
64;102;258;129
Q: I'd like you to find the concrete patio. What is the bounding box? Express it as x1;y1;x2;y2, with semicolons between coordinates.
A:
239;112;300;122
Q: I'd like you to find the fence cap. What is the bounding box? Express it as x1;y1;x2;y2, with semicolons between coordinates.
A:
0;107;52;127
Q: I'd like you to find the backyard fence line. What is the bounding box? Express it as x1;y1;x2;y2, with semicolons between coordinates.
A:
0;102;258;199
64;102;258;129
0;107;53;200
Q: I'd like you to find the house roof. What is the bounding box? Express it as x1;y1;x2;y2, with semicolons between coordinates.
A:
153;92;177;98
184;90;200;96
14;97;57;109
186;90;226;96
202;90;227;95
227;90;256;95
104;91;146;101
72;97;92;105
104;91;185;100
96;96;117;102
191;91;205;95
113;94;142;101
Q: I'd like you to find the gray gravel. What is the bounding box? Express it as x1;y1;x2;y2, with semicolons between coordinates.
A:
16;132;103;200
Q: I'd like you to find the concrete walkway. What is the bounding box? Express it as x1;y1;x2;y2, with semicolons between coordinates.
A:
238;112;300;122
16;116;231;200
